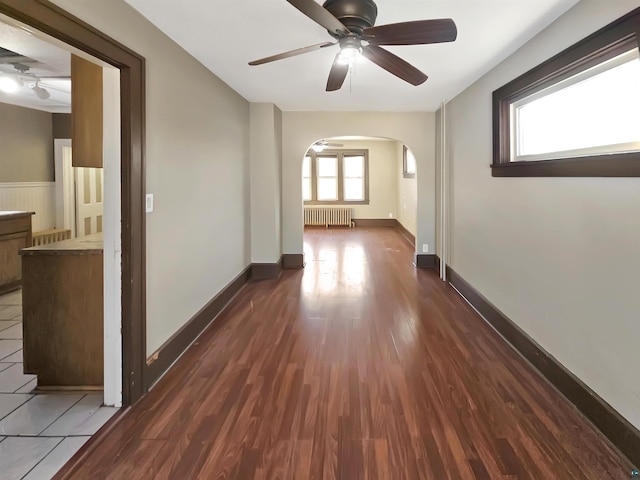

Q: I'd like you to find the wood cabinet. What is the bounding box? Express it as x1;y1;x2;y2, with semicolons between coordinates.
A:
20;233;103;389
71;54;103;168
0;211;33;295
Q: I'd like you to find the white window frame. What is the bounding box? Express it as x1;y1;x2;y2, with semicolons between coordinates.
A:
510;49;640;163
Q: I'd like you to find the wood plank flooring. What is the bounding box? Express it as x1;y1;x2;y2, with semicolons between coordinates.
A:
57;227;632;479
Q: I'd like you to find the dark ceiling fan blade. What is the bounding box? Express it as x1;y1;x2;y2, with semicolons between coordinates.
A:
287;0;350;36
326;52;349;91
364;19;457;46
249;42;335;65
362;45;427;86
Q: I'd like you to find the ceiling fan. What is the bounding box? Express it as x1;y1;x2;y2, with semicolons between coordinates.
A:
249;0;457;91
0;63;68;99
311;139;344;152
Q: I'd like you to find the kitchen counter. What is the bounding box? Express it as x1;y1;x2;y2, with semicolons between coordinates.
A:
20;233;104;389
0;211;33;294
21;232;103;255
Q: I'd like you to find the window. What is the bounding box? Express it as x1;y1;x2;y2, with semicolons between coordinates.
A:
343;155;365;200
492;7;640;177
316;156;338;201
303;149;369;204
302;155;311;201
402;145;416;177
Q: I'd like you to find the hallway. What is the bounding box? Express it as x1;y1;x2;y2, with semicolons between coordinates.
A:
57;227;631;479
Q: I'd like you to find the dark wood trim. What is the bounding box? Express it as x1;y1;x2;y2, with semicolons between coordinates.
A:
251;256;283;280
0;280;21;296
447;266;640;466
491;153;640;177
283;253;305;269
414;254;437;269
0;0;147;405
144;266;251;390
492;6;640;177
53;408;127;480
434;254;441;276
395;220;415;246
353;218;396;228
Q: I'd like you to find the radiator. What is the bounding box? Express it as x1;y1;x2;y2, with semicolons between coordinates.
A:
32;228;72;246
304;208;353;227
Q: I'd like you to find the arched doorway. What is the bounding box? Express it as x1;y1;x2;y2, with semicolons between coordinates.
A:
300;135;418;249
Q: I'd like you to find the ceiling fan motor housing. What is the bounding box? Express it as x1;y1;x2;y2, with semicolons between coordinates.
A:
323;0;378;35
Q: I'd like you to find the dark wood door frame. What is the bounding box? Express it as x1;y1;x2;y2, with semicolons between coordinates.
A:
0;0;146;405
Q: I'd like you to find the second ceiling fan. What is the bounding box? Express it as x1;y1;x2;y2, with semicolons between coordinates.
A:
249;0;457;92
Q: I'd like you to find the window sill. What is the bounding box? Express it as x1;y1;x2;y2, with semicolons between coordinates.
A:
304;201;370;205
491;152;640;177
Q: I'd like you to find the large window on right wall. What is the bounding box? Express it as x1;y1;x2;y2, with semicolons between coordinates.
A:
492;7;640;177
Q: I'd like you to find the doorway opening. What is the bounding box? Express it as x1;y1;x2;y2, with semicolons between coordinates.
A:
301;135;417;250
0;0;145;406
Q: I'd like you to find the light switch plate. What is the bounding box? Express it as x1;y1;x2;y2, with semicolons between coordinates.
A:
145;193;154;213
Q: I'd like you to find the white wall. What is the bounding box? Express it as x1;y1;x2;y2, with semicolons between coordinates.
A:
283;112;434;255
396;141;417;237
446;0;640;429
0;183;55;231
53;0;251;355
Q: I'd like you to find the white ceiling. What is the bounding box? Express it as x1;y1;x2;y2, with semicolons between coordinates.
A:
0;15;71;113
124;0;578;112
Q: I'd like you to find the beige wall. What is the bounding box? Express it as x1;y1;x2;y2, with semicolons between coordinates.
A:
0;103;53;182
52;113;71;139
397;141;417;237
250;103;282;263
446;0;640;429
53;0;251;355
282;112;434;255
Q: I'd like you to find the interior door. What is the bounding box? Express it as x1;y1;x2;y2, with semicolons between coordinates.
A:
54;139;76;238
75;167;104;236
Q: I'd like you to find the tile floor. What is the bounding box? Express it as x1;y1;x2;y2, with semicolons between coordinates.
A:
0;289;118;480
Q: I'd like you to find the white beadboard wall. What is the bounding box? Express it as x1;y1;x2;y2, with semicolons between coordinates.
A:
0;182;56;232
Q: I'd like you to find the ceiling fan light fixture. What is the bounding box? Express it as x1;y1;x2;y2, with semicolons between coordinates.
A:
337;45;361;64
0;75;20;93
30;82;50;100
337;35;362;65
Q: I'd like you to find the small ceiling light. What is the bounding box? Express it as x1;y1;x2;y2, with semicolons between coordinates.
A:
30;82;50;100
0;75;20;93
337;36;362;65
337;46;361;65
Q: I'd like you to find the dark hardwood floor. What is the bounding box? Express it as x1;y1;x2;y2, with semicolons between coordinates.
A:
57;227;632;479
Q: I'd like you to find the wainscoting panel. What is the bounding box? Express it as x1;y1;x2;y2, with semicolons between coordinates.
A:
0;182;56;232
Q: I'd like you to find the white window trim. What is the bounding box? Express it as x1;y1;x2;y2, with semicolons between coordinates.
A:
510;49;640;163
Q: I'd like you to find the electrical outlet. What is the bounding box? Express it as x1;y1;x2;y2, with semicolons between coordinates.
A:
388;212;393;218
145;193;154;213
422;244;429;253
